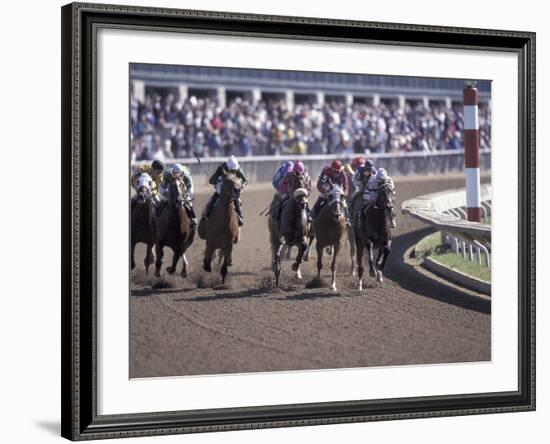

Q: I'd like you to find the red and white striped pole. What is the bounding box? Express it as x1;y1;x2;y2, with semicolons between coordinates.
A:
463;83;481;222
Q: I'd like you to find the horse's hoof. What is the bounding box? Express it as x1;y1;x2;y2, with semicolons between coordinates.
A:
376;271;383;283
331;283;337;291
154;270;161;278
181;270;187;278
291;262;298;272
166;266;175;274
369;270;376;278
296;269;302;280
358;281;363;291
203;263;212;273
131;263;135;270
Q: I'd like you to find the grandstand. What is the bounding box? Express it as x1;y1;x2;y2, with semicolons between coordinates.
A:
129;64;491;163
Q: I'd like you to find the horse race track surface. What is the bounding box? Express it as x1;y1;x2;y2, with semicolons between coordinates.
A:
130;175;490;378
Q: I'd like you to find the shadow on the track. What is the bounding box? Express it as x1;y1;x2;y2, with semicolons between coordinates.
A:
184;287;268;302
131;287;189;297
385;227;491;315
273;291;346;301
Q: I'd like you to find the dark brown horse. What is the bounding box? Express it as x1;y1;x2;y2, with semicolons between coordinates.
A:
199;173;242;283
154;176;195;278
131;184;156;274
268;173;309;287
354;183;394;290
304;185;347;291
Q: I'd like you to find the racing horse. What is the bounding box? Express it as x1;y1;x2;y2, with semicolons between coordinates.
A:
268;173;309;287
199;172;242;283
304;184;347;291
154;176;195;278
354;182;394;290
130;179;156;274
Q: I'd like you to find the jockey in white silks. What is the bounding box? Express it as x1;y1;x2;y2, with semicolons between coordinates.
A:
361;168;397;229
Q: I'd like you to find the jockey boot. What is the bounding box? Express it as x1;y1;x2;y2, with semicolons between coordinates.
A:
343;203;351;227
234;198;244;227
306;202;312;223
389;208;397;229
187;205;198;228
202;193;219;221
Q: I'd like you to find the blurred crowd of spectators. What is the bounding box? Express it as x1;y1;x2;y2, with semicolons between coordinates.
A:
130;92;491;162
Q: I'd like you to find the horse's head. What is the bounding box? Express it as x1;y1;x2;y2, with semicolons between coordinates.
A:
221;172;242;199
136;185;151;204
289;172;307;193
292;187;309;209
168;176;187;208
135;174;152;204
375;182;394;211
328;184;344;221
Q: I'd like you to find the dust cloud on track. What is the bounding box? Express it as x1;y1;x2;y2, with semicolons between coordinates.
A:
130;174;490;378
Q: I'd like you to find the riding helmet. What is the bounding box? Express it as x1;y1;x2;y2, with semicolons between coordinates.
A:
330;159;343;172
152;159;165;171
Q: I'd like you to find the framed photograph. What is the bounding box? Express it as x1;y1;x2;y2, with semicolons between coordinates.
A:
61;2;535;440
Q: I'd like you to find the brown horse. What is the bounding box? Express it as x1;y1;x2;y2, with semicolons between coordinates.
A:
268;173;309;287
199;173;242;283
154;176;195;278
131;185;156;274
354;183;394;290
304;185;347;291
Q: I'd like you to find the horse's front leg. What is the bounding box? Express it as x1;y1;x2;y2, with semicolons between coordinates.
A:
131;241;136;270
367;240;377;278
356;241;365;291
330;242;340;291
144;243;153;274
154;243;164;278
221;245;233;284
377;242;392;282
271;237;283;288
348;232;356;276
167;246;181;275
316;243;323;280
292;240;307;280
203;243;214;273
303;235;314;262
180;252;188;278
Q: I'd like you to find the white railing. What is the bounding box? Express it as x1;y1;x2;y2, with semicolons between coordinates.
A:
133;149;491;184
401;184;492;267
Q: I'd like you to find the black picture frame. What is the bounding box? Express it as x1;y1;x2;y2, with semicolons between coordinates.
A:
61;2;536;440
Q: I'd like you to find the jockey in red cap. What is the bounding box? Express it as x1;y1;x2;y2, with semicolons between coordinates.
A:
309;159;351;226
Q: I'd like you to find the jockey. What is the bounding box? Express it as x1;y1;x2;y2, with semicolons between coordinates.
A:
131;159;165;206
272;160;294;193
309;159;351;226
158;163;198;227
279;160;312;196
352;159;377;194
272;160;312;221
359;167;397;229
202;155;248;226
344;156;365;178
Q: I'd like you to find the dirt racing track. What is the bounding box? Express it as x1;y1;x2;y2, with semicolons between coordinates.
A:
130;175;490;378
